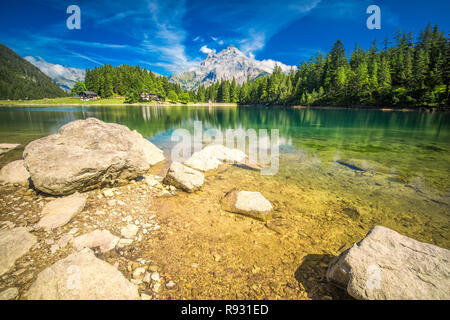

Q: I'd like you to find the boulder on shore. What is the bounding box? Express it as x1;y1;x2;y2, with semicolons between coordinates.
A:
327;226;450;300
26;248;139;300
23;118;165;195
221;190;273;220
0;227;37;276
0;160;30;186
36;193;87;230
163;161;204;192
184;144;248;172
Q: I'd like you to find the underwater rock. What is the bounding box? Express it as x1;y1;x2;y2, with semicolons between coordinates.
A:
23;118;165;195
26;248;139;300
336;160;365;172
0;143;20;156
221;190;273;220
163;161;204;192
327;226;450;300
342;207;360;221
36;193;87;230
0;160;30;186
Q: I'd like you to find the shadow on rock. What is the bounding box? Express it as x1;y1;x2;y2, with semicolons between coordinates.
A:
294;253;353;300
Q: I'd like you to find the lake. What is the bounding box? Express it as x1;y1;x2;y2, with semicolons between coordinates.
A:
0;105;449;249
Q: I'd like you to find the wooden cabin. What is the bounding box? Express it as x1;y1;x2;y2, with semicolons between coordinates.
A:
140;92;162;102
80;91;99;101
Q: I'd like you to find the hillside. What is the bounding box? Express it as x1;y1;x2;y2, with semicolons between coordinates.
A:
170;45;296;90
0;44;67;99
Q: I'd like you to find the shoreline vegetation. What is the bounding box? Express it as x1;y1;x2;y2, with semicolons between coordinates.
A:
0;97;448;112
0;97;237;107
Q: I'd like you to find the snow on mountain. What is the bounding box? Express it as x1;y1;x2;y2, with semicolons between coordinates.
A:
170;45;296;90
24;56;85;91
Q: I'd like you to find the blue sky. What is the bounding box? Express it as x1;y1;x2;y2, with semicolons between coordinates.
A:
0;0;449;76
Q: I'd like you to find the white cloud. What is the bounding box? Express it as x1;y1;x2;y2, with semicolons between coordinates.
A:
139;0;201;74
200;45;216;55
24;56;85;90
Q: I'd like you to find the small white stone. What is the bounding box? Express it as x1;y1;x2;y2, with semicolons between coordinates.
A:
151;272;160;282
120;224;139;239
117;238;133;248
143;272;151;283
103;189;114;197
153;282;161;293
141;293;152;300
133;267;146;280
165;280;176;290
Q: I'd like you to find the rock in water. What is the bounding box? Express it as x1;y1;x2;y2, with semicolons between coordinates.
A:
26;248;139;300
184;144;248;172
36;193;87;230
72;229;119;253
221;190;273;220
0;143;20;156
327;226;450;300
163;161;204;192
23;118;165;195
0;160;30;186
0;227;37;276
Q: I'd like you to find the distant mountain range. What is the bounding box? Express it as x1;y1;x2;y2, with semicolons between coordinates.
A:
24;56;85;92
0;43;67;100
170;45;296;90
1;42;296;99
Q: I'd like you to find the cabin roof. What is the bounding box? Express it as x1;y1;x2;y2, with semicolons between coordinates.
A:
81;91;98;95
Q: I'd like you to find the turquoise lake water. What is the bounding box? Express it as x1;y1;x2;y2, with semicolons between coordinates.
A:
0;105;448;247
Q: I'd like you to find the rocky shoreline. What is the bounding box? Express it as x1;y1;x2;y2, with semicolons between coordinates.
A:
0;118;449;300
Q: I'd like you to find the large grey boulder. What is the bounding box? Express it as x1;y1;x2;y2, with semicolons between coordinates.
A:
26;248;139;300
327;226;450;300
0;143;20;156
0;160;30;186
23;118;165;195
36;193;87;230
221;190;273;220
0;227;37;276
163;161;204;192
184;144;248;172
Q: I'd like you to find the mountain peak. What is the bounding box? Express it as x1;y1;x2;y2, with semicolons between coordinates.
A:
170;47;296;90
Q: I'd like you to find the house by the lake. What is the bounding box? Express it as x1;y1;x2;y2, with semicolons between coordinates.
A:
80;91;99;101
140;92;162;102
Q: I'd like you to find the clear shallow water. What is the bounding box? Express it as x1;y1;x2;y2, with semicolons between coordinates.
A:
0;105;449;247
